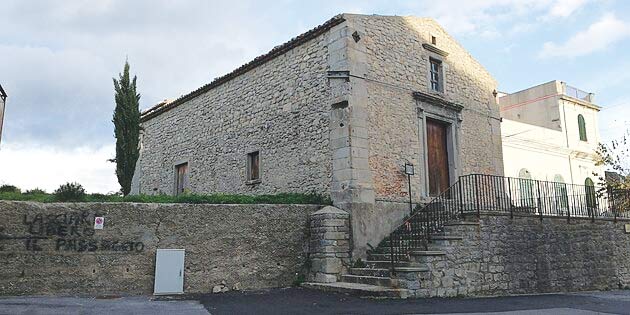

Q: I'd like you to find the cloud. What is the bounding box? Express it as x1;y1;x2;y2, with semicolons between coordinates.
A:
539;13;630;58
0;142;119;193
0;0;293;148
398;0;589;38
546;0;588;18
0;0;595;150
0;0;616;193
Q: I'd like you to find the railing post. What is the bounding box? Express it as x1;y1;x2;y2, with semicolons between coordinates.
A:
567;193;571;223
408;173;413;217
537;181;543;221
389;233;396;276
458;179;464;217
425;209;431;250
474;175;481;219
507;177;513;219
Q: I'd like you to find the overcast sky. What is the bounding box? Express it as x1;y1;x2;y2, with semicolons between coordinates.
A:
1;0;629;193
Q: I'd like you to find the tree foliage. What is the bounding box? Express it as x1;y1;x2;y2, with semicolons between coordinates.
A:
596;130;630;190
54;182;86;202
112;61;141;195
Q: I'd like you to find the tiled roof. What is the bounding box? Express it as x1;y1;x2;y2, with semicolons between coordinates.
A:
141;14;346;122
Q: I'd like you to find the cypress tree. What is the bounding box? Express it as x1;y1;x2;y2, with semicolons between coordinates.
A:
112;61;141;195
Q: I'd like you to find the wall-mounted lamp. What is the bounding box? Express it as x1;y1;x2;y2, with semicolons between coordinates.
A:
404;163;415;176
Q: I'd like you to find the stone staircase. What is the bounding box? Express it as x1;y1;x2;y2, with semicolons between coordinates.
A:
303;220;480;298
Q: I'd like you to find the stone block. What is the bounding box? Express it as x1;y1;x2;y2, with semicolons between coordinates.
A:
314;273;337;283
320;219;346;227
323;231;349;240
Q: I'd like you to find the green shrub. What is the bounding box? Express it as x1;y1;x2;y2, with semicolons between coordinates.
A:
292;273;307;287
0;188;331;205
24;188;47;195
0;191;53;202
54;182;86;202
0;185;20;193
86;193;124;202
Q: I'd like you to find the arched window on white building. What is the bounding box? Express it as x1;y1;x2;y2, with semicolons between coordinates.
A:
518;168;534;208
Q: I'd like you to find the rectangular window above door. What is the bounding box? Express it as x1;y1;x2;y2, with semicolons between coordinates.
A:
429;58;443;92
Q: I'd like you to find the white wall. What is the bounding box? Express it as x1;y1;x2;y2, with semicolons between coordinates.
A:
502;118;603;186
500;80;603;186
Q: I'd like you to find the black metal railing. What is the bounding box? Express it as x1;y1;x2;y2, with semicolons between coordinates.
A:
388;179;464;267
386;174;630;273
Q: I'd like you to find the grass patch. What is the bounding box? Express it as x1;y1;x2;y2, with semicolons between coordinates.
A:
0;191;331;205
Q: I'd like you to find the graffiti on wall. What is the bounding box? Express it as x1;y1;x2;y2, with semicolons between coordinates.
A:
0;211;144;253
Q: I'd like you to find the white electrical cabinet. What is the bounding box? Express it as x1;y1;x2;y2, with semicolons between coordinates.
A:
154;249;185;295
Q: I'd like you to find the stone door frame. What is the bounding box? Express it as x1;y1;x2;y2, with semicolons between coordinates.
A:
414;92;463;198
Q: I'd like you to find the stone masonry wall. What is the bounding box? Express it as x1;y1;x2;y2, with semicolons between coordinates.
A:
351;14;504;204
308;206;351;283
333;15;504;256
0;201;319;296
398;213;630;297
136;28;332;196
134;14;506;260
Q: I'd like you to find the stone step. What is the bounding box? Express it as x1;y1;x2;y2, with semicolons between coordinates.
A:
430;235;463;241
367;253;399;261
341;275;395;287
428;235;464;247
409;250;447;256
443;221;479;226
302;282;409;298
392;266;431;273
409;250;447;263
365;260;418;269
375;236;461;252
349;268;390;277
370;247;426;254
378;240;427;248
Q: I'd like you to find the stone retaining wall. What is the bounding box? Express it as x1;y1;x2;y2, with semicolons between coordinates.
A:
0;201;319;296
398;213;630;297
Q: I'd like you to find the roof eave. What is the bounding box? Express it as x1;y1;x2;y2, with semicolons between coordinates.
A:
140;14;346;122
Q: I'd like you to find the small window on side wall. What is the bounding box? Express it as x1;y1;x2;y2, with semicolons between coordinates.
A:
429;58;443;93
175;162;189;195
247;151;260;182
578;114;587;141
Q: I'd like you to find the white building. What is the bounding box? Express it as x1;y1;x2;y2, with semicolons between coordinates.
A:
499;80;603;187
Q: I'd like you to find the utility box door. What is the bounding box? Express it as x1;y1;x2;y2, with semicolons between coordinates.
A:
154;249;185;295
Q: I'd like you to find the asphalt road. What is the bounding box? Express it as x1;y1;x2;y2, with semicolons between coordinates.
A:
1;288;630;315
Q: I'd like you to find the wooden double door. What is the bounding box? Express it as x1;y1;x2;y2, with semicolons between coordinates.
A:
426;119;450;196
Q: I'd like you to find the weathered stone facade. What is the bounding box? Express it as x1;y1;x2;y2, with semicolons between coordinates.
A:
0;201;318;296
395;213;630;297
134;20;337;197
134;14;504;258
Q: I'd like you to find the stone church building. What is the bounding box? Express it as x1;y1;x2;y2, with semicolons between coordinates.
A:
131;14;504;255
